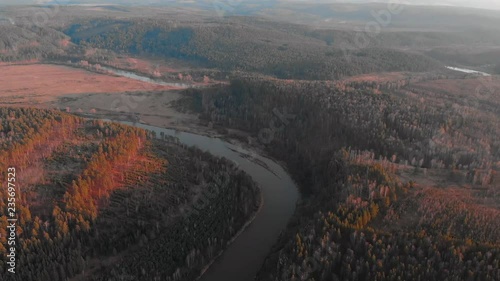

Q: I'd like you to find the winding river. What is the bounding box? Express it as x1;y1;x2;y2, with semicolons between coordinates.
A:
118;121;299;281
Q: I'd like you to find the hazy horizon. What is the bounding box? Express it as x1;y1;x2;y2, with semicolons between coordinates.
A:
284;0;500;11
1;0;500;11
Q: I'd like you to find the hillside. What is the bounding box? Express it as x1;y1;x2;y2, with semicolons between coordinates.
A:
3;5;500;80
0;3;499;281
177;75;500;280
62;17;441;80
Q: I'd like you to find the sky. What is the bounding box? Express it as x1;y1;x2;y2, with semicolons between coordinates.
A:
1;0;500;11
393;0;500;10
287;0;500;10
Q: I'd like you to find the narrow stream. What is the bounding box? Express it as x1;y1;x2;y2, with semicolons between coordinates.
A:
118;121;300;281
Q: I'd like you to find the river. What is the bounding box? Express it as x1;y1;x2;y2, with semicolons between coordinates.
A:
118;121;299;281
445;66;491;76
101;66;197;88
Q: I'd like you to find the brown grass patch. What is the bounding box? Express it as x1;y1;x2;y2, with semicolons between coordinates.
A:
0;64;175;105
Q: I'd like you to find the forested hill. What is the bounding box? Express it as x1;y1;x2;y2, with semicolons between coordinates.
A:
0;24;69;62
62;17;441;80
2;4;500;80
179;77;500;281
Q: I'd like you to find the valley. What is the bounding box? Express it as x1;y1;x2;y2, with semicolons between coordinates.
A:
0;2;499;281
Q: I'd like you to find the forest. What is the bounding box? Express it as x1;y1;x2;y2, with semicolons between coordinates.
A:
178;76;500;280
184;77;499;181
1;3;499;281
0;23;69;62
0;108;260;281
1;8;442;80
61;18;441;80
2;5;500;82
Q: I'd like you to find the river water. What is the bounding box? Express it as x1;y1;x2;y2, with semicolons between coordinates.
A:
445;66;491;76
118;121;299;281
101;66;196;88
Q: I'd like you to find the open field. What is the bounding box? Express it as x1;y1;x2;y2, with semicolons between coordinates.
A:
54;91;203;134
0;62;214;138
0;64;176;106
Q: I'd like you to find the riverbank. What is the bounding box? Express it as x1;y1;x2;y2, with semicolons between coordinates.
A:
195;190;265;281
116;121;300;281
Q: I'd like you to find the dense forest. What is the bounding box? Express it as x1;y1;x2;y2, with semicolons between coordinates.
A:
178;77;500;280
258;156;500;281
183;78;499;182
0;108;260;281
2;5;500;81
62;18;441;80
0;23;69;62
1;3;500;281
